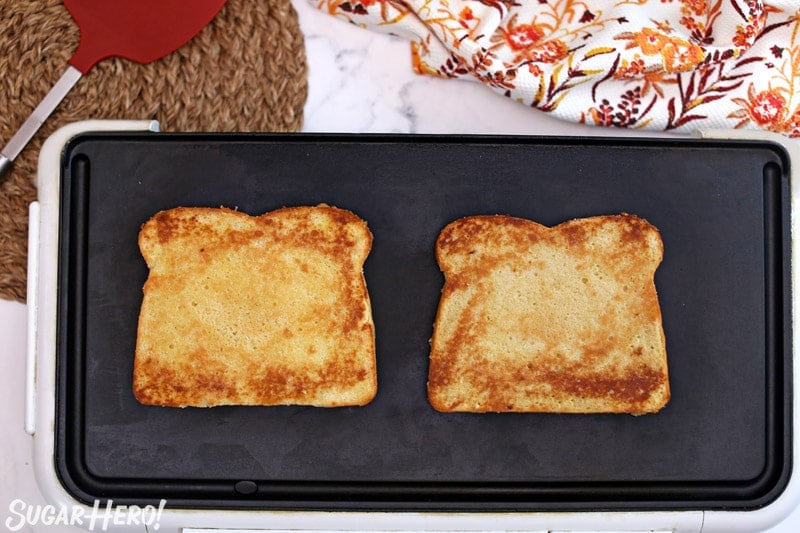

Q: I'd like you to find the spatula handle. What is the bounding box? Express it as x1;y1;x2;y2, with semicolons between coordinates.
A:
0;66;83;181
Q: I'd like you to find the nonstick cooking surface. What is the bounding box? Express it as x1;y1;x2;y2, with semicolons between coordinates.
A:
55;134;792;510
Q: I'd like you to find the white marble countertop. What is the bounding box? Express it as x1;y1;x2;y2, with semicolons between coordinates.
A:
1;0;798;531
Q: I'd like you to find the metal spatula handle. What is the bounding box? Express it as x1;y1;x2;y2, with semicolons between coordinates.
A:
0;66;83;180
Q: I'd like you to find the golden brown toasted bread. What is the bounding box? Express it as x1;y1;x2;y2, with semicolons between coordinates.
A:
428;213;669;415
133;205;377;407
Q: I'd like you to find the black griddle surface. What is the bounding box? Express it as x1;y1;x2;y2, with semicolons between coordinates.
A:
55;134;792;511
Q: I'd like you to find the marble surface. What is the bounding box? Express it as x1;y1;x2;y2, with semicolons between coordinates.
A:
0;0;797;530
297;3;667;138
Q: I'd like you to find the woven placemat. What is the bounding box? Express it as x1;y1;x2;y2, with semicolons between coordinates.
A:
0;0;307;302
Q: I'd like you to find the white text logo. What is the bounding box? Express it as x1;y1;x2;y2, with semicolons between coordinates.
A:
5;498;166;531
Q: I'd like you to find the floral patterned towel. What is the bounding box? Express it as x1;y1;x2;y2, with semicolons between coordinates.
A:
311;0;800;137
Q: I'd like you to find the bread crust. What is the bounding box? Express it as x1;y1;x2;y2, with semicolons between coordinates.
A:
133;205;376;407
428;213;670;415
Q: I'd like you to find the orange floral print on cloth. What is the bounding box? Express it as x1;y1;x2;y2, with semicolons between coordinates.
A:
310;0;800;136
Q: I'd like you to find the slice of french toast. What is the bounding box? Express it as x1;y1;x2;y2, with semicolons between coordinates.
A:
133;205;376;408
428;213;669;415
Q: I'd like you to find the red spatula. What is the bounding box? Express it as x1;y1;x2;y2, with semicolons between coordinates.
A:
0;0;228;179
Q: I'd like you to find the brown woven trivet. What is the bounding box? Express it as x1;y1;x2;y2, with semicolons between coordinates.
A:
0;0;308;302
